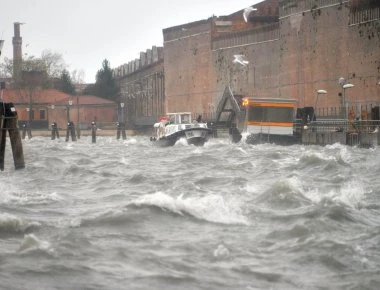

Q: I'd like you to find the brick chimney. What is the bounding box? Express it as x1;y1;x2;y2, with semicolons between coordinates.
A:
12;22;23;83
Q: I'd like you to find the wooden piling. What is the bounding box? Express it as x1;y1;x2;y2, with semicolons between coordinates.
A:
117;122;126;140
51;122;60;140
65;121;77;142
0;115;5;171
21;122;32;139
91;121;97;143
0;102;25;171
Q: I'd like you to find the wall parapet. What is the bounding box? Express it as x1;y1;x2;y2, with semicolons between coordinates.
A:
279;0;348;18
113;46;163;79
349;7;380;25
212;23;279;51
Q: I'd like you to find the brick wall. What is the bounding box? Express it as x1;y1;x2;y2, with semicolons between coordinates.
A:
163;20;217;118
116;0;380;124
278;0;380;110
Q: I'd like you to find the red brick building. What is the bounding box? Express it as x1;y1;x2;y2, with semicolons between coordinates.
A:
163;0;380;119
2;89;117;129
114;0;380;129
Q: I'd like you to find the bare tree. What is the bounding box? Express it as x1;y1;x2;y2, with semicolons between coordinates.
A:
0;49;67;79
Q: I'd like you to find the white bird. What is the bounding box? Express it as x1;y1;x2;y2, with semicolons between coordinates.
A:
233;54;249;66
243;6;257;22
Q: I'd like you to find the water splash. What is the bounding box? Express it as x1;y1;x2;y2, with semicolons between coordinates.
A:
17;233;53;255
131;192;249;225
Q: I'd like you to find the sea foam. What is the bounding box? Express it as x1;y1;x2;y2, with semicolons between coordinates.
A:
131;192;249;225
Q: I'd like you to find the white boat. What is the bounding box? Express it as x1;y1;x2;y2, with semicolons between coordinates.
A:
150;112;212;147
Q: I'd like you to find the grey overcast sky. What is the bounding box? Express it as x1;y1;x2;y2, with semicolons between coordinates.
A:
1;0;260;83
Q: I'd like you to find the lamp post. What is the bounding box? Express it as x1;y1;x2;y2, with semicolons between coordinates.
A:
26;107;30;128
343;83;354;119
76;95;80;139
26;107;31;129
67;99;72;123
24;107;32;139
50;104;54;124
312;89;327;121
120;102;125;124
118;102;126;140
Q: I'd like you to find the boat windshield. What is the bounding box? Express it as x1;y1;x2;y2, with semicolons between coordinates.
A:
248;106;294;123
167;113;191;124
180;114;190;123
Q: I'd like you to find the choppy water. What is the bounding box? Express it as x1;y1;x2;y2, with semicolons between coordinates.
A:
1;135;380;290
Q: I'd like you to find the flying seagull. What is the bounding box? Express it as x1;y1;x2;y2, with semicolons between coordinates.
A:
233;54;249;66
243;6;257;22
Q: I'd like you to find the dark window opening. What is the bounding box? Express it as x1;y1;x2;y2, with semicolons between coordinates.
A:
248;106;294;123
39;110;46;120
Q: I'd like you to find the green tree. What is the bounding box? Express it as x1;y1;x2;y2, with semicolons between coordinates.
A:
86;59;119;101
58;69;76;95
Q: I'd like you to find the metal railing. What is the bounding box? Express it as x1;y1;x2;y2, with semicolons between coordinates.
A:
295;119;380;134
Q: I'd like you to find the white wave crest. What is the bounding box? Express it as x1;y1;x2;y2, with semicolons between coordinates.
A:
0;213;40;234
0;213;24;233
1;190;62;206
306;180;367;209
330;180;366;208
131;192;249;225
174;138;188;146
17;233;53;254
125;138;137;145
213;243;230;258
71;208;129;227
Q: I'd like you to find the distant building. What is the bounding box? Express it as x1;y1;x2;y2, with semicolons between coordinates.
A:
113;46;165;131
2;89;117;129
115;0;380;131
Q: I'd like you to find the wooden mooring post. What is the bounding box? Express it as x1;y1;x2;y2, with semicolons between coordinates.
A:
116;122;126;140
91;121;97;143
21;122;32;139
0;102;25;171
51;122;60;140
65;121;77;142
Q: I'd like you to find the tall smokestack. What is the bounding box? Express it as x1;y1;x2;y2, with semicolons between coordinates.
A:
12;22;23;82
0;39;4;56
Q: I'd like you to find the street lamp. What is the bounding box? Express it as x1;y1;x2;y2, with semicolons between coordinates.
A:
120;102;125;124
343;83;354;119
314;90;327;119
50;104;55;126
313;89;327;121
26;107;30;125
67;99;73;123
76;93;80;139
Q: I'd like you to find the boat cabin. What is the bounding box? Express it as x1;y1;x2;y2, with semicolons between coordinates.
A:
166;112;192;124
242;98;297;136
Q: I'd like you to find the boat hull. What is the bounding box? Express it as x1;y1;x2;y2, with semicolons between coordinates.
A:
185;128;212;146
151;128;212;147
246;133;301;145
